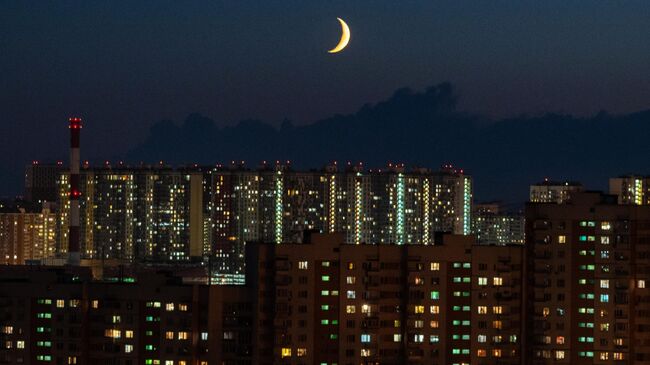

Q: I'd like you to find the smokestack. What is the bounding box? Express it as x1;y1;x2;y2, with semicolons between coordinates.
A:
68;117;82;265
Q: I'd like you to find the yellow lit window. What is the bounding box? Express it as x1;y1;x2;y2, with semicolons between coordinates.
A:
430;305;439;314
296;348;307;357
165;331;174;340
430;262;440;271
492;320;502;329
281;347;292;358
639;280;646;289
556;336;565;345
493;277;503;286
178;331;188;340
542;307;550;317
178;304;188;311
56;300;65;308
477;349;487;357
394;320;401;328
91;300;99;309
556;350;565;360
493;349;502;357
477;306;487;314
165;303;174;311
558;235;566;243
346;305;356;314
430;320;439;328
493;306;503;314
125;330;134;338
414;305;424;314
348;262;354;270
600;352;609;360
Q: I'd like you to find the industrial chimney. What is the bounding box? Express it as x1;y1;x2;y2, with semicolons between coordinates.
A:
68;117;82;265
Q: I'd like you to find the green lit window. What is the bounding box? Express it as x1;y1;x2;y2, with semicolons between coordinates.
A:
430;291;439;300
321;305;329;311
321;319;329;325
321;275;330;282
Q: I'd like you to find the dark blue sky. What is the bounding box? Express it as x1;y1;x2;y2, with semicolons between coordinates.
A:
1;1;650;197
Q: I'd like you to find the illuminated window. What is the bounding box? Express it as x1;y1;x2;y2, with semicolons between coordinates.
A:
557;336;565;344
639;280;646;289
56;300;65;308
430;291;439;300
298;261;308;270
477;306;487;314
281;348;291;358
492;320;502;329
430;320;439;328
477;349;487;357
414;320;423;328
600;294;609;303
125;344;133;353
361;349;371;357
165;303;174;311
69;299;80;308
430;335;439;343
558;235;566;243
478;277;487;286
430;262;440;271
542;307;550;317
105;329;121;339
361;334;371;343
601;236;610;244
614;352;624;360
414;305;424;314
493;349;502;357
413;334;424;343
600;280;609;289
296;348;307;357
393;334;402;342
321;275;330;282
17;341;24;349
125;330;134;338
201;332;208;340
493;306;503;314
600;352;609;360
346;290;355;299
346;305;356;314
348;262;354;270
178;331;188;340
430;305;439;314
165;331;174;340
346;276;356;284
91;300;99;309
601;222;611;230
556;351;565;360
394;320;401;328
493;277;503;286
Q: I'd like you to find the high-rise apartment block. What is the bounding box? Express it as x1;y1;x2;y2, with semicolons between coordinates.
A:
248;233;523;365
530;180;584;204
609;175;650;205
472;203;524;245
54;163;472;283
24;162;63;203
56;164;212;262
525;191;650;364
0;203;56;265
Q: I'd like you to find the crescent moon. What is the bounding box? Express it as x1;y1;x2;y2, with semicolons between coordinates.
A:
328;17;350;53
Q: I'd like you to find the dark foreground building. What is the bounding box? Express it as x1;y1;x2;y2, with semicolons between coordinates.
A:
525;191;650;364
0;233;522;365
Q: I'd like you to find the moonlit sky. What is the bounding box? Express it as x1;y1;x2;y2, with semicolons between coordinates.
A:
1;1;650;196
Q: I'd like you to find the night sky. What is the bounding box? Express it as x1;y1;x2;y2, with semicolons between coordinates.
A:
1;1;650;200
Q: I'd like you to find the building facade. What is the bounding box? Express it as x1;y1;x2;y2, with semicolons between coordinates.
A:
0;204;56;265
24;162;63;204
525;191;650;364
530;180;584;204
473;203;524;245
609;175;650;205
